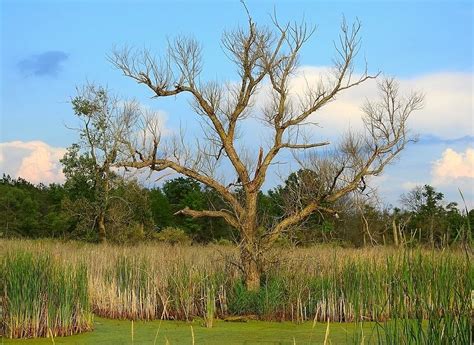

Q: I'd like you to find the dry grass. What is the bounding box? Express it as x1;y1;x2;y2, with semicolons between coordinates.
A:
1;239;471;341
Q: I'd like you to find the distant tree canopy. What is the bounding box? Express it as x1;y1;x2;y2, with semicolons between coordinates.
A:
0;173;471;248
399;184;469;246
0;175;72;238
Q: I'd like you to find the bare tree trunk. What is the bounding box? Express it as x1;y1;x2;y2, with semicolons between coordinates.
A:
361;213;376;246
98;212;106;243
392;219;399;247
111;14;422;292
240;245;261;291
240;194;261;291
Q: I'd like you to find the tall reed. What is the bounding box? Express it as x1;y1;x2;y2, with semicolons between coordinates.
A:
1;251;93;339
0;239;471;343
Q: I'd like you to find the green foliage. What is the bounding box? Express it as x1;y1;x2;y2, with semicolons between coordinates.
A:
228;280;261;315
60;143;96;201
401;184;471;246
266;170;339;245
149;178;235;243
0;175;72;238
149;187;173;228
154;227;192;245
227;277;288;319
61;131;154;243
1;169;471;248
163;178;206;237
353;252;473;344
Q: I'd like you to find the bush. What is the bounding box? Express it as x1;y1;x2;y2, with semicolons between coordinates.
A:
154;227;191;245
109;222;147;245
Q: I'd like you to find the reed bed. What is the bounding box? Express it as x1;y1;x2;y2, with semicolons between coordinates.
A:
1;239;471;342
0;250;93;339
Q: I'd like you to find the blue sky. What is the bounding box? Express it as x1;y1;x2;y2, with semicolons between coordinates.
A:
1;0;473;208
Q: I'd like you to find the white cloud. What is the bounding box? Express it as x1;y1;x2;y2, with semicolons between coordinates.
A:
274;67;473;141
404;72;472;139
432;147;474;187
0;140;66;184
289;66;377;138
0;104;171;186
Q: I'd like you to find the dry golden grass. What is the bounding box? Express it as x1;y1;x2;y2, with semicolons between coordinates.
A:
1;239;471;324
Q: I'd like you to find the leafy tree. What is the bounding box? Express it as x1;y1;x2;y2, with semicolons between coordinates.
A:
444;202;465;244
401;185;445;246
149;187;172;230
162;177;206;236
400;185;469;247
62;85;138;242
0;175;71;238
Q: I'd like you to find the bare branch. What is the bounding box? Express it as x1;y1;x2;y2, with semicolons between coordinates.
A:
279;141;330;150
108;7;422;288
174;207;239;229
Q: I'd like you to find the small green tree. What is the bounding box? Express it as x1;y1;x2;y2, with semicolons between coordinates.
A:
401;185;464;247
62;85;138;242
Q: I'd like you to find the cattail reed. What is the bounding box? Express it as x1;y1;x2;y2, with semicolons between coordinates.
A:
0;239;471;342
1;251;93;339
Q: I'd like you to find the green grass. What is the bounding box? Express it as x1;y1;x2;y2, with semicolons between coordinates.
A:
1;317;379;344
1;251;93;339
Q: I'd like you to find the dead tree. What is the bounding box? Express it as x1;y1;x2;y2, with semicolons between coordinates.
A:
110;13;423;290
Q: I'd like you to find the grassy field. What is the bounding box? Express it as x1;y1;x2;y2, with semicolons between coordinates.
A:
1;317;382;344
1;240;472;343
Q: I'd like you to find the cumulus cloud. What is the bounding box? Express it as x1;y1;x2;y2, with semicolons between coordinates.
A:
432;147;474;186
18;51;69;77
0;141;66;184
404;73;472;139
271;67;473;141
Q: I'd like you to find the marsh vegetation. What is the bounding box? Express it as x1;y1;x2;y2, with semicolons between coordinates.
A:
1;240;471;343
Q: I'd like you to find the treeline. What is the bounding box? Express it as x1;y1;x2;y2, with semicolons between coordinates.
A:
1;172;472;247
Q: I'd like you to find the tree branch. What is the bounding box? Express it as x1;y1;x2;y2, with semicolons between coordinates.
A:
119;158;243;215
174;206;239;229
263;203;337;246
279;141;330;149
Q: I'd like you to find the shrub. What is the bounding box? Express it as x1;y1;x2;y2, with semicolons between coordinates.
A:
154;227;192;245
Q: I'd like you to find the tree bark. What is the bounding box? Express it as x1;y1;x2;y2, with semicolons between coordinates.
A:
392;219;399;247
240;193;262;291
98;212;106;243
241;246;261;292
